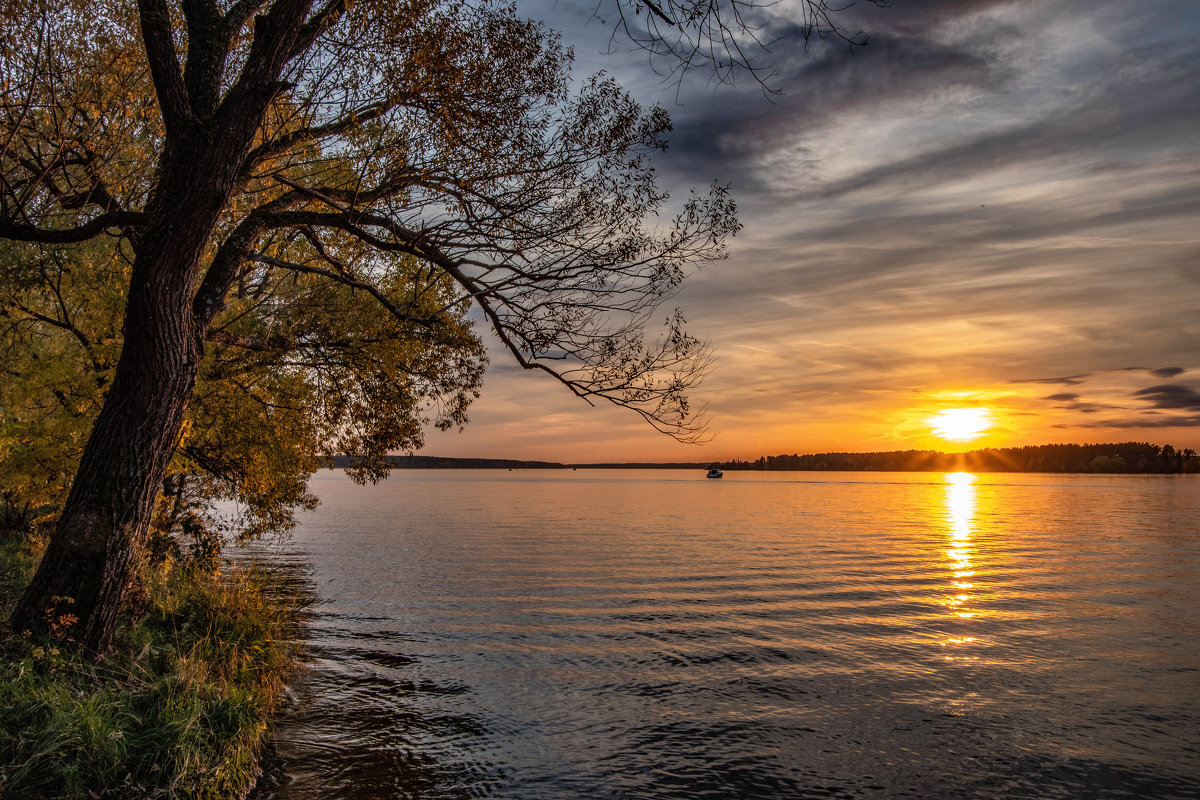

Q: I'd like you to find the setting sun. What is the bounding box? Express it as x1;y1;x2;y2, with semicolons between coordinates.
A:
928;408;993;442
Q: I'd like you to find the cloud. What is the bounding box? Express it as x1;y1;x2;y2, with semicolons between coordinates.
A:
1041;393;1121;414
1133;384;1200;411
1067;415;1200;429
1012;371;1200;437
1015;374;1092;386
661;0;1200;203
658;13;1017;189
1016;367;1193;389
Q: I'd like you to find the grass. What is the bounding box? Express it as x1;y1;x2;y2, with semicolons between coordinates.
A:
0;534;305;799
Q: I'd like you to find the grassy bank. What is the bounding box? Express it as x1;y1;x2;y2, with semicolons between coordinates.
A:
0;534;304;799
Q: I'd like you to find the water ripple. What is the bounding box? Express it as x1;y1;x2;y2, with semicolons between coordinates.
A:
248;470;1200;799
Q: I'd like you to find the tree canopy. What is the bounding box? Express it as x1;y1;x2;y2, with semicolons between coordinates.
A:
0;234;484;553
2;0;735;433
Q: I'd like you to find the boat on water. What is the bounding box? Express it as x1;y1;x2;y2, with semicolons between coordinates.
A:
706;466;723;479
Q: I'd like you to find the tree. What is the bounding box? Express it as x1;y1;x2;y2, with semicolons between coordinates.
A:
1;0;747;652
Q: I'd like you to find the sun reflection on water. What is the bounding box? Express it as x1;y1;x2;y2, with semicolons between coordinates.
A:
944;473;976;618
942;473;979;660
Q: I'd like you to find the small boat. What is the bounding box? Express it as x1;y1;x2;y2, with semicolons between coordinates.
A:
706;466;723;479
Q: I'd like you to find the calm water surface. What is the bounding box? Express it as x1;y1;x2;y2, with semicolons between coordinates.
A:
247;470;1200;799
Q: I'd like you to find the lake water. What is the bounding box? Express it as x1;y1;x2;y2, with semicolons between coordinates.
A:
246;469;1200;799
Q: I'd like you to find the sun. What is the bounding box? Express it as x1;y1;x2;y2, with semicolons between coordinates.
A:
928;408;992;442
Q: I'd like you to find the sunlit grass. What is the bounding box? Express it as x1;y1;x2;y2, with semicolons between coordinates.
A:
0;535;306;799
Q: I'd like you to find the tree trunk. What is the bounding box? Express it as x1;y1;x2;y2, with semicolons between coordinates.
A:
8;120;268;648
9;235;203;652
9;133;262;652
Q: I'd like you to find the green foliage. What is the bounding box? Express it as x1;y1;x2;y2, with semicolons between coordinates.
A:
193;257;485;492
0;535;42;613
0;233;485;553
0;241;124;532
0;539;305;799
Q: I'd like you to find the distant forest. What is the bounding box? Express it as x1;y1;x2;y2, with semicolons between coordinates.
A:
717;442;1198;474
328;455;567;470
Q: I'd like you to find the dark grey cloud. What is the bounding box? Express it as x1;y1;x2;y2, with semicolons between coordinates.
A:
661;25;1012;188
1047;379;1200;432
1134;384;1200;411
1014;374;1092;386
1040;392;1122;414
657;0;1200;197
1019;370;1196;391
867;0;1018;22
1064;415;1200;430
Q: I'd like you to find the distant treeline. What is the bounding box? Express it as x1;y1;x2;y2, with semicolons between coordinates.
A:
718;442;1198;474
328;455;568;470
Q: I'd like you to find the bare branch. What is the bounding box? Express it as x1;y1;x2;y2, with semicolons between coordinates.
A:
607;0;888;89
241;101;391;175
204;328;294;352
289;0;351;61
247;250;436;329
0;211;145;243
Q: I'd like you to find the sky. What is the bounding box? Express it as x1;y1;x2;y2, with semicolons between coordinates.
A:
423;0;1200;463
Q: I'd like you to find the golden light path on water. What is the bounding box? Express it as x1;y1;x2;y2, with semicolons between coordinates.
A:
942;472;979;658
